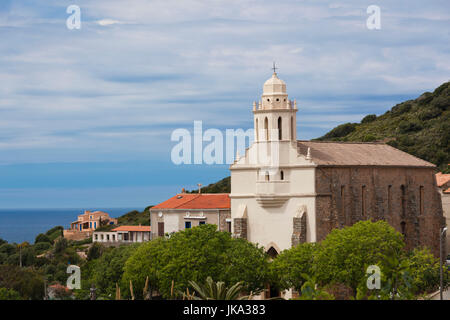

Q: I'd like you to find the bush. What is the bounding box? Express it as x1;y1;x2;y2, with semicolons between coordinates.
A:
35;233;52;244
270;242;317;291
0;287;22;300
87;242;104;261
361;114;377;124
313;220;404;293
34;242;52;252
122;224;269;299
0;265;44;300
398;120;422;133
53;237;68;254
319;123;357;140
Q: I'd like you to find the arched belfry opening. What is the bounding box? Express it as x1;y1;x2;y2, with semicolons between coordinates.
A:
255;118;259;141
277;117;282;140
264;117;269;141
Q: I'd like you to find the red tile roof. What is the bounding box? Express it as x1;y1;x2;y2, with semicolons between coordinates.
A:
151;193;230;210
435;172;450;187
112;225;151;232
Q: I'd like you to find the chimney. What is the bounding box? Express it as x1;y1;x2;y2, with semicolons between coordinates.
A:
197;183;202;194
181;188;185;193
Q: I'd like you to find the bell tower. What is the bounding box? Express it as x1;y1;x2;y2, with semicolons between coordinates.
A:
253;66;298;142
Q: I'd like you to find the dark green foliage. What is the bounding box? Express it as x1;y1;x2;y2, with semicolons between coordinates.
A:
45;226;63;242
81;244;140;299
0;287;22;300
313;220;405;293
118;209;150;226
186;176;231;193
0;265;44;300
318;123;357;140
35;233;52;244
53;237;68;254
0;238;7;246
0;243;16;256
361;114;377;124
122;224;269;299
270;242;317;291
317;81;450;171
87;242;104;261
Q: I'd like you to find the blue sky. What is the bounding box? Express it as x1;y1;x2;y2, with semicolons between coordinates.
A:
0;0;449;208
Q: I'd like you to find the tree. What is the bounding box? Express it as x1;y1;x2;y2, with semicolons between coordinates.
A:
122;224;269;299
0;287;22;300
53;237;68;254
84;244;140;298
0;265;44;300
87;242;104;261
269;242;317;291
35;233;52;244
405;247;449;295
294;274;334;300
186;277;254;300
313;220;404;295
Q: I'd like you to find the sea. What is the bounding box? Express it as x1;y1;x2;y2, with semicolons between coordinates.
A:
0;208;140;244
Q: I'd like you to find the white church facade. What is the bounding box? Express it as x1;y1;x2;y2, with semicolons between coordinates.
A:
230;71;444;264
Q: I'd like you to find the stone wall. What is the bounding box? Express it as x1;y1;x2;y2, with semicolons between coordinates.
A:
291;213;307;247
234;218;247;239
315;166;444;256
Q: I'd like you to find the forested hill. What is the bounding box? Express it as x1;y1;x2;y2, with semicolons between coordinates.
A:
316;81;449;172
186;176;230;194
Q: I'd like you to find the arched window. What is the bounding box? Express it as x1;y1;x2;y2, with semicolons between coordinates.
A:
361;185;366;217
267;247;278;259
255;118;259;141
280;170;284;180
264;117;269;141
277;117;282;140
400;221;406;237
265;172;270;182
401;185;406;218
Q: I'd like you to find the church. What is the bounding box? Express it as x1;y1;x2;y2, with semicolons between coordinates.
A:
230;71;445;258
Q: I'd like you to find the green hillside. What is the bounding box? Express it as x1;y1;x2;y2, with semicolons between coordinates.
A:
186;176;230;194
316;81;450;172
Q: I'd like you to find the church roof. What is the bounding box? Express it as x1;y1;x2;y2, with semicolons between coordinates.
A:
151;193;230;210
297;141;436;167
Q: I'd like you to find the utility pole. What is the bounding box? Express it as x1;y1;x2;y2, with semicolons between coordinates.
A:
440;227;447;300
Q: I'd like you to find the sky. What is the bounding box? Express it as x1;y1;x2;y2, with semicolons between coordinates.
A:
0;0;449;208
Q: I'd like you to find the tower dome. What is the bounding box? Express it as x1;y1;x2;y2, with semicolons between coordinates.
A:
263;72;286;95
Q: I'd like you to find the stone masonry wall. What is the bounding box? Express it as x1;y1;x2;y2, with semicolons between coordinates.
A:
315;166;444;256
234;218;248;239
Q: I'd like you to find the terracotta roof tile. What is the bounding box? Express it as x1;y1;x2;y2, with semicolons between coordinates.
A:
435;172;450;187
297;141;435;167
151;193;230;210
112;225;151;232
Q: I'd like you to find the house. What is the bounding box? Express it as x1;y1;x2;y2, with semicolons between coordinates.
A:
92;225;151;245
150;193;231;237
230;71;444;263
436;172;450;256
63;210;118;241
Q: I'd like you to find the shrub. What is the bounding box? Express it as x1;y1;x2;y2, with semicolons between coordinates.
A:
35;233;52;244
122;224;269;299
361;114;377;124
